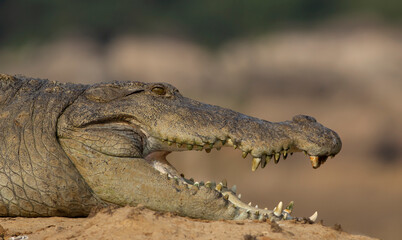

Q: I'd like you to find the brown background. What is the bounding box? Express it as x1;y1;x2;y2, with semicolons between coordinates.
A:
1;23;401;239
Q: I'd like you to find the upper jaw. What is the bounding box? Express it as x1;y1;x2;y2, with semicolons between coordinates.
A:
144;131;338;172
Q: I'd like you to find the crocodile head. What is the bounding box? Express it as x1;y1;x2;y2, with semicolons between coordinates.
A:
57;81;341;221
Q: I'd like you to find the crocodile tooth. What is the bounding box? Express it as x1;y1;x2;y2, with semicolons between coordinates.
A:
273;201;283;217
309;211;318;222
283;151;288;160
231;185;237;193
233;144;238;149
205;148;211;153
167;141;173;146
252;157;262;171
248;202;252;206
266;155;272;163
238;194;242;199
274;153;280;163
227;138;234;146
242;151;248;158
214;140;223;148
255;205;258;208
187;144;193;150
260;155;267;168
222;179;227;187
264;208;268;210
304;151;308;156
223;194;229;200
255;210;259;216
194;182;200;187
216;147;221;151
211;181;216;188
246;210;250;213
310;156;320;169
205;181;212;188
285;201;294;213
215;183;223;191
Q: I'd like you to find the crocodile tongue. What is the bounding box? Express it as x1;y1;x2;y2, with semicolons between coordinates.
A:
144;151;180;178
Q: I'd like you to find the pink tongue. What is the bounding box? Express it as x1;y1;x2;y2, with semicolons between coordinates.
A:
145;151;180;177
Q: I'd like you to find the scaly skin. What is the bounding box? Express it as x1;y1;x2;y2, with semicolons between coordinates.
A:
0;74;341;220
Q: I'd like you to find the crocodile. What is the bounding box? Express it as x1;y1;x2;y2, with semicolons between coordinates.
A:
0;74;341;221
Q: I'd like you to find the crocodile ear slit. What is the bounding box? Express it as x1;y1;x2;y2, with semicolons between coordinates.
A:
124;90;145;97
85;86;144;102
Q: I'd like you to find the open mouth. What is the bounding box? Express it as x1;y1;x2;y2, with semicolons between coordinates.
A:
57;112;340;222
143;135;332;222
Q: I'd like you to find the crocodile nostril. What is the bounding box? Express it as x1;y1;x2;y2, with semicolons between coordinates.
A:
292;115;317;123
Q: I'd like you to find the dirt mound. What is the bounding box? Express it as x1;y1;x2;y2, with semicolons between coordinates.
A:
0;206;376;240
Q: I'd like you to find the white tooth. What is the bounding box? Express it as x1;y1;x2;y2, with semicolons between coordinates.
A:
252;157;262;171
231;185;237;193
248;202;252;206
273;201;283;217
309;211;318;222
222;179;227;187
255;205;258;208
227;138;234;146
264;208;268;210
238;194;242;199
310;156;320;168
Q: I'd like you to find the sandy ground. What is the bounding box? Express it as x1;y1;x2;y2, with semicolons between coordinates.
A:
0;206;377;240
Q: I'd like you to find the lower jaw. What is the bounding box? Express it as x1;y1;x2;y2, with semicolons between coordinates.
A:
142;143;325;222
141;148;294;220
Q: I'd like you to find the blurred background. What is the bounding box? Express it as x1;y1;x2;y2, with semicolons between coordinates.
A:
1;1;401;239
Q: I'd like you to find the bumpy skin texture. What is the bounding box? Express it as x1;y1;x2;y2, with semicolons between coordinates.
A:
0;74;341;220
0;74;101;216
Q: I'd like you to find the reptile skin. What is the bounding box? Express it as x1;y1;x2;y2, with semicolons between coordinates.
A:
0;74;341;220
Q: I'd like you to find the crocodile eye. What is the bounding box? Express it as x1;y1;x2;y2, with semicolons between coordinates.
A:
151;86;166;95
